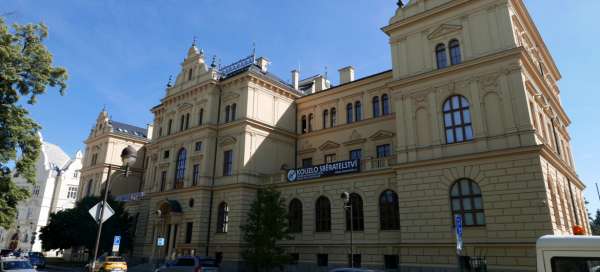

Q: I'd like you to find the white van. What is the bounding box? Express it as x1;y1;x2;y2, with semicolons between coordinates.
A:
536;235;600;272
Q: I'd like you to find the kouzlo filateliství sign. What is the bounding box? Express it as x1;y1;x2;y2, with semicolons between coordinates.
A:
287;159;360;182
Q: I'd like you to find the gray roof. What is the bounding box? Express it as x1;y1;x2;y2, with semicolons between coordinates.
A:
110;121;148;139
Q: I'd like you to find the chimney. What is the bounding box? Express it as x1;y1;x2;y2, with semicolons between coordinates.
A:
339;66;355;84
315;75;327;92
291;70;300;90
256;57;269;73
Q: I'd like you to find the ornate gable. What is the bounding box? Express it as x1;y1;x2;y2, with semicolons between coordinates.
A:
177;102;194;111
219;136;237;146
369;130;395;141
427;24;463;40
344;130;366;146
319;140;341;151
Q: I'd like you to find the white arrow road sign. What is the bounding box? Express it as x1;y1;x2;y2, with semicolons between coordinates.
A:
88;201;115;224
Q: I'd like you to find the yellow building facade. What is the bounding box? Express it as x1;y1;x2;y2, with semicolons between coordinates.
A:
79;0;589;271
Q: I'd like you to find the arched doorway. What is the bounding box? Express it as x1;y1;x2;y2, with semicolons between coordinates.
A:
154;200;183;261
9;233;19;250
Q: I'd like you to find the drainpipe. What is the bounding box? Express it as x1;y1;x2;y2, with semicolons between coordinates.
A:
205;82;223;256
294;103;298;169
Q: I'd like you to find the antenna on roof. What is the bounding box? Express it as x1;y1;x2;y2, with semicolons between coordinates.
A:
324;66;328;79
167;75;173;87
252;41;256;61
101;104;106;112
192;36;197;47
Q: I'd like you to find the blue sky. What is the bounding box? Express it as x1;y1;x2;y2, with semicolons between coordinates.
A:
4;0;600;214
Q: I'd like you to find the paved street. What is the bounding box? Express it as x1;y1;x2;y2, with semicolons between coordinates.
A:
38;264;83;272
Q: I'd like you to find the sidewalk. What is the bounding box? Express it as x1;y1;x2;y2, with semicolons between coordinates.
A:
128;263;156;272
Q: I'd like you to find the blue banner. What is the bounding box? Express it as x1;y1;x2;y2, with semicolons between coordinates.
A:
287;159;360;182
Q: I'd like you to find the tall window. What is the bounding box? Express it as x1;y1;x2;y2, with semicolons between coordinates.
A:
185;113;190;130
174;148;187;188
449;39;461;65
308;114;314;132
185;222;193;243
301;115;307;134
86;179;93;196
302;158;312;168
349;149;362;161
160;171;167;192
225;105;231;123
67;186;78;199
167;119;173;135
376;144;391;158
324;154;336;163
436;43;448;69
346;103;353;124
450;179;485;226
217;202;229;233
223;150;233;176
180;115;185;131
231;103;237;121
198;108;204;125
355;101;362;121
443;95;473;144
382;94;390;115
288;199;303;233
330;108;337;127
323;110;329;129
315;196;331;232
345;193;364;231
372;96;380;118
379;190;400;230
192;164;200;186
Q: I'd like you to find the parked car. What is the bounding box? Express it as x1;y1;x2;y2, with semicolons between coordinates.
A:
25;252;45;269
85;255;127;272
536;235;600;272
0;258;36;272
156;256;219;272
0;251;13;258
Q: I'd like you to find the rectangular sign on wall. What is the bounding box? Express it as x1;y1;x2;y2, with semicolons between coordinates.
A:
286;159;360;182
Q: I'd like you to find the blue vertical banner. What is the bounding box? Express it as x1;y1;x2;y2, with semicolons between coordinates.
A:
454;215;463;254
112;235;121;253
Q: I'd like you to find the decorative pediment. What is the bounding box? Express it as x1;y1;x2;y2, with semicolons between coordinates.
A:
298;148;317;155
344;130;366;146
427;24;463;40
177;102;194;111
223;91;240;102
219;136;237;146
319;141;340;151
369;130;395;141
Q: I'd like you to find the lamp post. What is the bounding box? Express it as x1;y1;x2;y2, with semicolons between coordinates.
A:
90;146;137;272
341;192;353;268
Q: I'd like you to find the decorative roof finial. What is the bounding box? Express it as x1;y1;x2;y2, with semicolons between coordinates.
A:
211;55;217;68
252;41;256;59
166;75;173;88
101;104;106;112
397;0;404;7
192;36;197;47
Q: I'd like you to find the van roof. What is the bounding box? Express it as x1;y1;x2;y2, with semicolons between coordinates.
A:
537;235;600;250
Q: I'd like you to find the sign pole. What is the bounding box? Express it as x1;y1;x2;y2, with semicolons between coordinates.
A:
91;164;113;272
596;182;600;202
455;215;464;272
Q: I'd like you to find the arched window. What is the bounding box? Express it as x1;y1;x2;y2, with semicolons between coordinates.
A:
174;148;187;187
379;190;400;230
85;179;93;197
217;202;229;233
185;113;190;129
330;108;337;128
355;101;362;121
346;103;353;124
372;96;380;118
382;94;390;116
450;179;485;226
225;105;231;123
301;115;307;134
231;103;237;121
289;199;303;233
198;108;204;126
436;43;448;69
308;114;314;132
323;110;329;129
449;39;461;65
443;95;473;144
315;196;331;232
345;193;364;231
179;115;185;131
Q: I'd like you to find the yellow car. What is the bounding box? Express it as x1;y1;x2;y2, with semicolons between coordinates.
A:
91;256;127;272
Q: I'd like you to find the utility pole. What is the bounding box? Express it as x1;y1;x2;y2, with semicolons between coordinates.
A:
596;182;600;202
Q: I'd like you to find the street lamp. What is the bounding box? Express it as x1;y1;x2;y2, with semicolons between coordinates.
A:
340;192;353;268
90;146;137;272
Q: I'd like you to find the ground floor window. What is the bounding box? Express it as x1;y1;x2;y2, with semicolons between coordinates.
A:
384;254;399;269
317;254;328;267
348;254;361;267
289;253;299;265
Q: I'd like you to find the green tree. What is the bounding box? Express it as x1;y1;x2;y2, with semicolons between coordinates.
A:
39;196;133;258
0;17;67;228
241;187;290;272
590;209;600;235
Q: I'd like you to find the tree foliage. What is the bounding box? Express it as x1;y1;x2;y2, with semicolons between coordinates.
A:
591;209;600;236
39;196;133;258
0;17;67;228
241;187;290;272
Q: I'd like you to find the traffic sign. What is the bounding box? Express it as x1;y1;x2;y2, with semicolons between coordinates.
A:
88;201;115;224
454;215;463;253
157;237;165;247
112;236;121;253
